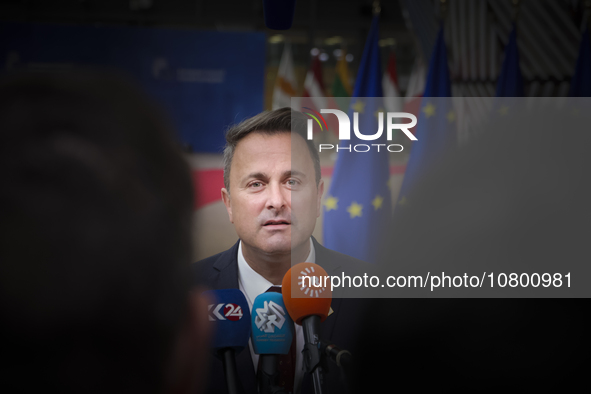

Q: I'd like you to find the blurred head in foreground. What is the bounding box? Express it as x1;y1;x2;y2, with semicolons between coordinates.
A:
0;71;208;393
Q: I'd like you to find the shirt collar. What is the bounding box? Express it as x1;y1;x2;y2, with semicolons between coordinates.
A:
237;238;315;308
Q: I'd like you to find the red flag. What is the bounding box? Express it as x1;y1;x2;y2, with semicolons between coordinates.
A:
302;55;339;135
403;58;426;120
383;52;403;113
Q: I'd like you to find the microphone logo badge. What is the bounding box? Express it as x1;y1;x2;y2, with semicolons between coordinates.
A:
208;303;244;321
254;301;287;333
298;265;327;298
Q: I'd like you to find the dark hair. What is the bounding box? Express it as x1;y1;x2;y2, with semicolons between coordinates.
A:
0;70;194;393
222;107;321;192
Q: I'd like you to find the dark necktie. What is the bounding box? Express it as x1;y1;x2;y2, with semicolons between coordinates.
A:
257;285;296;394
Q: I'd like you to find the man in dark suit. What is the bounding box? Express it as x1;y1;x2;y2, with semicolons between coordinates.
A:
193;108;369;394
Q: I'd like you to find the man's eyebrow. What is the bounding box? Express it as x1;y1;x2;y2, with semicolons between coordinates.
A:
241;170;307;183
284;170;307;178
243;172;269;181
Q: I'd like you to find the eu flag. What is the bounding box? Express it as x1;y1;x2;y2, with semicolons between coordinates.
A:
493;24;524;129
496;23;524;97
322;15;392;263
393;24;455;214
569;27;591;97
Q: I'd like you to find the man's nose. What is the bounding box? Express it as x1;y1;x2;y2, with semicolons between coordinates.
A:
265;182;288;210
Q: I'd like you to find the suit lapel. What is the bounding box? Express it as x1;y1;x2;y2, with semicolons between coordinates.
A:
208;241;240;289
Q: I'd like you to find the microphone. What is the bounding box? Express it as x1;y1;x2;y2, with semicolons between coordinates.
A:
251;292;294;394
282;263;332;394
203;289;251;394
319;340;354;394
319;340;352;370
262;0;297;30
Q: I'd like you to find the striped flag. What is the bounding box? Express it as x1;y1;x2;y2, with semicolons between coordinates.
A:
383;52;403;115
403;57;426;120
303;55;326;104
272;43;297;109
302;54;339;135
332;50;353;97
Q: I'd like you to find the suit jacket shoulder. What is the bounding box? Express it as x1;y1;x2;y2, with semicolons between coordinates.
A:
192;240;241;290
313;238;371;274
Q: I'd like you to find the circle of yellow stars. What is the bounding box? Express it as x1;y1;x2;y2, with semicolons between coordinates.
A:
323;194;385;218
328;99;460;219
326;100;460;218
324;99;389;218
422;101;455;123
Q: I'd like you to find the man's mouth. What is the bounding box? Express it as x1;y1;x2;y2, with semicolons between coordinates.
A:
263;220;291;227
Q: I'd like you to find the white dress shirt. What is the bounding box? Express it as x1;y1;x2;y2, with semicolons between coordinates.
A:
237;238;315;394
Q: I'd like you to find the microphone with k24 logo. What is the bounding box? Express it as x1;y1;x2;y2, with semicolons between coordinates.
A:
203;289;251;394
282;263;332;394
251;292;294;394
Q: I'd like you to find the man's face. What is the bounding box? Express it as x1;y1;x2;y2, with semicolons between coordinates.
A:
221;132;323;256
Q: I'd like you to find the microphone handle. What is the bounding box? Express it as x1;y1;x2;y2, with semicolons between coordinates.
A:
221;348;242;394
320;340;353;394
302;315;324;394
259;354;289;394
321;340;353;371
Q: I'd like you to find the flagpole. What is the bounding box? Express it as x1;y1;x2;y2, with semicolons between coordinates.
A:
372;0;380;16
512;0;520;23
585;0;591;31
439;0;447;22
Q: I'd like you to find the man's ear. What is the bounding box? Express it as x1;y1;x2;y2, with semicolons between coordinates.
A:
316;179;325;218
221;188;233;223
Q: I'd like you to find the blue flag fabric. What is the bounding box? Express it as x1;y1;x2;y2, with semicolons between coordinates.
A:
423;26;452;98
393;25;455;212
569;28;591;97
322;16;392;263
496;24;525;97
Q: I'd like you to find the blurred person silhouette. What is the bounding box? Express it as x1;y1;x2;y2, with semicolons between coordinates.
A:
0;71;210;393
351;102;591;391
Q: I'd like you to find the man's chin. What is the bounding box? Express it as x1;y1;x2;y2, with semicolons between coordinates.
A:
258;239;291;255
259;235;311;257
246;232;309;256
